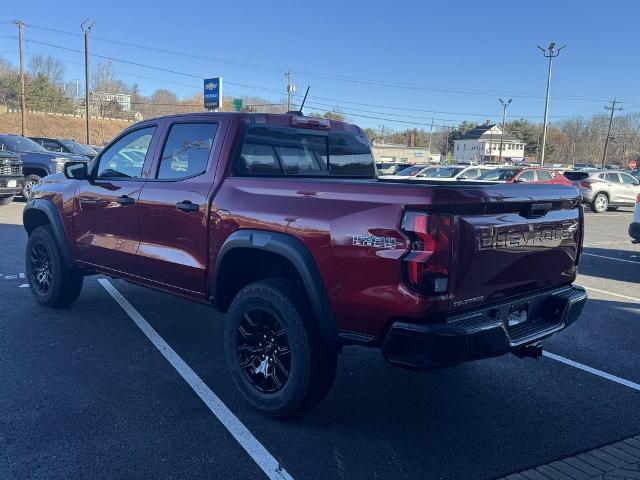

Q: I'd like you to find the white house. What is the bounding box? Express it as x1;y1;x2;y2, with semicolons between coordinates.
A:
453;123;526;163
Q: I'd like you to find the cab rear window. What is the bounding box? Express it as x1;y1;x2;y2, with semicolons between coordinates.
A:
236;126;375;178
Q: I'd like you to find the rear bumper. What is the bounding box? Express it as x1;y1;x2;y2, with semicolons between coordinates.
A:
382;285;587;369
629;222;640;241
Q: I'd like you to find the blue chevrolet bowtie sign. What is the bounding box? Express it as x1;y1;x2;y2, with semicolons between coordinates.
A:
203;77;222;109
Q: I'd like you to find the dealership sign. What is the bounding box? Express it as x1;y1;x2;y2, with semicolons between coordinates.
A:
204;77;222;109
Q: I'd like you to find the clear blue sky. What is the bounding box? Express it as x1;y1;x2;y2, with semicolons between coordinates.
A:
1;0;639;130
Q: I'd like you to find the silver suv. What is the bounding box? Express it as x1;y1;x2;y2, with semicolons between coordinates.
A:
566;170;640;213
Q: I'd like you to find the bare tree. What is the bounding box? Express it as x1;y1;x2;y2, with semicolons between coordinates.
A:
91;59;126;94
28;54;65;85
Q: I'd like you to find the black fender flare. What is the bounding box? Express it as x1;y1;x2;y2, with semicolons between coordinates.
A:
23;199;75;269
213;229;338;344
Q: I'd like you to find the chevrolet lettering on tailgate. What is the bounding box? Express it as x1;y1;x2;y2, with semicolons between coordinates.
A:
476;220;579;251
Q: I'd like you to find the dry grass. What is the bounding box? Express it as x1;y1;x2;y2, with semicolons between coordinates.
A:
0;111;134;146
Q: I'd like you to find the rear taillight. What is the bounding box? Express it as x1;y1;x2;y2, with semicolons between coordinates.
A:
401;212;452;295
580;181;592;189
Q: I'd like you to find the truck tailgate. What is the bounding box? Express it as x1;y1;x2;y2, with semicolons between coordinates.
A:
446;183;582;310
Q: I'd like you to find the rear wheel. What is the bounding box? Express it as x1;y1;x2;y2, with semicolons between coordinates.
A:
26;225;83;307
0;195;14;205
591;193;608;213
224;279;337;418
22;175;42;201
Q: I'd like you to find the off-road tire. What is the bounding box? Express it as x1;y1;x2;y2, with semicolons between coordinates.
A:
0;195;14;205
25;225;83;307
224;278;337;418
591;193;608;213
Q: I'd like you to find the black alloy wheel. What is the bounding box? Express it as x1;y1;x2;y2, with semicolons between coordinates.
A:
236;308;291;393
30;242;52;293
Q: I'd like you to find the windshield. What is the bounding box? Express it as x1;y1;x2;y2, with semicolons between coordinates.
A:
0;135;48;153
417;166;465;178
60;140;97;156
477;168;520;181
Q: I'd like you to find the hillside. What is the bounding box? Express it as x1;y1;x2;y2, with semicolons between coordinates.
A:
0;111;134;146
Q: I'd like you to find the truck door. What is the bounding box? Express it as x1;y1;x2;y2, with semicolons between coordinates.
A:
73;125;161;273
136;119;226;296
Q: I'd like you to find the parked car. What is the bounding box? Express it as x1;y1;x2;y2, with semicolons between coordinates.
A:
0;134;89;200
23;112;587;418
476;166;572;185
378;164;429;178
89;145;104;153
0;150;24;205
30;137;97;160
630;194;640;241
411;164;494;181
575;170;640;213
376;162;413;175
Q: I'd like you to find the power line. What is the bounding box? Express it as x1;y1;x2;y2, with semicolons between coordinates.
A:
16;21;623;104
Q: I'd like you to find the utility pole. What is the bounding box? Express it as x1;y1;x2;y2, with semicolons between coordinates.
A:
284;71;295;111
14;20;26;136
602;98;622;168
81;19;95;145
427;118;434;155
537;42;566;166
498;98;512;164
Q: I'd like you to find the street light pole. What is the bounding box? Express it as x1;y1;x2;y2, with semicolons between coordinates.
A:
537;42;565;166
81;19;95;145
14;20;26;136
498;98;512;164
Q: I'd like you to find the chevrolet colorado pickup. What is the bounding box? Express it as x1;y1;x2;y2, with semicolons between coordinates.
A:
23;112;587;417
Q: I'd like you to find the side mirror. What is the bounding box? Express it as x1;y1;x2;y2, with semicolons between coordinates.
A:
458;175;469;180
515;177;526;183
63;161;90;180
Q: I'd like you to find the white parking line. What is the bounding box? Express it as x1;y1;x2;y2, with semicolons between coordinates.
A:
583;286;640;303
543;351;640;392
98;278;293;480
583;252;640;264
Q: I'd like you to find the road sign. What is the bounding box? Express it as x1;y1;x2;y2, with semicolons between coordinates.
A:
233;98;243;112
629;159;637;170
203;77;222;110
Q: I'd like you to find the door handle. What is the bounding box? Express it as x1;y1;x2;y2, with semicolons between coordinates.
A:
176;200;199;212
116;195;135;206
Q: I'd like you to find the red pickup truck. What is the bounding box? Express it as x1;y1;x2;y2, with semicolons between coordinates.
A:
23;112;587;417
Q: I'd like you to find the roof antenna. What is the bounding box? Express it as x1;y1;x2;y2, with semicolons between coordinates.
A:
287;86;310;116
299;86;310;112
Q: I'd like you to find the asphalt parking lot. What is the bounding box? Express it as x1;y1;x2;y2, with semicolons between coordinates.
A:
1;202;638;480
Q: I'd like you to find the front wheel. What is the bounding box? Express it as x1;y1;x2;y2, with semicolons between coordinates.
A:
224;279;337;418
0;195;14;205
22;175;42;201
591;193;608;213
25;225;83;307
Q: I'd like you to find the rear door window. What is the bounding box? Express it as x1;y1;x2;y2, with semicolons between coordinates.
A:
605;172;621;183
536;170;553;181
236;126;374;177
157;122;218;180
517;170;536;182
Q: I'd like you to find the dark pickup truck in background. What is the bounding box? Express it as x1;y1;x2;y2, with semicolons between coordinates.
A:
0;134;89;200
22;112;587;418
0;149;24;205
